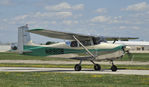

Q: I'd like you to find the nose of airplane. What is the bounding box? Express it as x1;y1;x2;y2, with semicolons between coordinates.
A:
122;45;131;52
125;46;131;51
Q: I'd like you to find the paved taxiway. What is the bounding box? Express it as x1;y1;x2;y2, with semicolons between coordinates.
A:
0;60;149;65
0;67;148;75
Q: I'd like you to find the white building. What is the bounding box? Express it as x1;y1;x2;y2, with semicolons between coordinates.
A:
108;41;149;51
0;45;11;52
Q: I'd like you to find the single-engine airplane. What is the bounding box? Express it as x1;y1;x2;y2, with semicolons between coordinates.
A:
18;25;138;71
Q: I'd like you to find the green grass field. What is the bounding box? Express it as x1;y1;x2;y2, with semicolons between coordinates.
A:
0;72;148;87
119;53;149;62
0;52;149;62
0;52;73;61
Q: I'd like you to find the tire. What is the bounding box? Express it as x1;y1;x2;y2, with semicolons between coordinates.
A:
94;64;101;71
111;65;117;72
74;64;81;71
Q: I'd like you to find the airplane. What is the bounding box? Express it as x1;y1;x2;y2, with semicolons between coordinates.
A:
17;25;138;72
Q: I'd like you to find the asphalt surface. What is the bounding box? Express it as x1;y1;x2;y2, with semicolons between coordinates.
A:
0;67;148;75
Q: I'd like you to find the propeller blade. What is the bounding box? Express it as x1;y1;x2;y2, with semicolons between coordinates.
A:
126;51;134;61
122;46;134;61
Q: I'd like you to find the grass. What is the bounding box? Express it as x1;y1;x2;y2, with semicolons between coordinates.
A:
0;72;148;87
0;52;149;62
0;63;149;70
119;53;149;62
0;52;73;61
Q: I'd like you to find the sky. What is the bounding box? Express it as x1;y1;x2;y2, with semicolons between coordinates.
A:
0;0;149;43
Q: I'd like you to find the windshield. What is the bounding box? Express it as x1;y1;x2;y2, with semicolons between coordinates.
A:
92;37;107;45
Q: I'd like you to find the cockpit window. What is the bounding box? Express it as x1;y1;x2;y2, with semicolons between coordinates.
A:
100;36;107;42
70;40;91;47
92;37;100;45
92;37;107;45
69;37;107;47
80;40;91;46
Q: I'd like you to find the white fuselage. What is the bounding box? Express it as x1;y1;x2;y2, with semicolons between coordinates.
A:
26;42;125;61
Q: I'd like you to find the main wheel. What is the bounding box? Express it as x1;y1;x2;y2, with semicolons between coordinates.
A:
111;65;117;72
94;64;101;71
74;64;81;71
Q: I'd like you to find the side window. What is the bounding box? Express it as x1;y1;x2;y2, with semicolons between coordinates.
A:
70;40;92;47
79;40;91;46
70;41;78;47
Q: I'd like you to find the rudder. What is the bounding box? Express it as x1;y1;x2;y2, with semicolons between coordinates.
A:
18;24;31;54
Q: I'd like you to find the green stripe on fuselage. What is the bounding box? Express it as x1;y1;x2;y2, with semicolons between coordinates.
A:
23;45;124;56
28;29;44;32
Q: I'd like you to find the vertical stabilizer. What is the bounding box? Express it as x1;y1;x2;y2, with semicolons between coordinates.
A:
18;24;31;54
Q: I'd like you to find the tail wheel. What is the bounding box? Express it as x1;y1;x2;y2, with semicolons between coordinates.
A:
111;65;117;72
74;64;81;71
94;64;101;71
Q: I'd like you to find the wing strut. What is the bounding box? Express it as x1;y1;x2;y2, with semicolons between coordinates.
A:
73;35;96;60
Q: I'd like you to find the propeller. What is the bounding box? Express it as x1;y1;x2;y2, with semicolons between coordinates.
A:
126;50;134;61
122;46;134;61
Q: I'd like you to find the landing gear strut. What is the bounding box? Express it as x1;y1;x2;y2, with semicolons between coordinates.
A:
111;61;117;72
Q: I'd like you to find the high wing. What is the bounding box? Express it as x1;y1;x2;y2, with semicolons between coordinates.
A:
28;29;93;40
28;29;138;41
105;36;138;41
